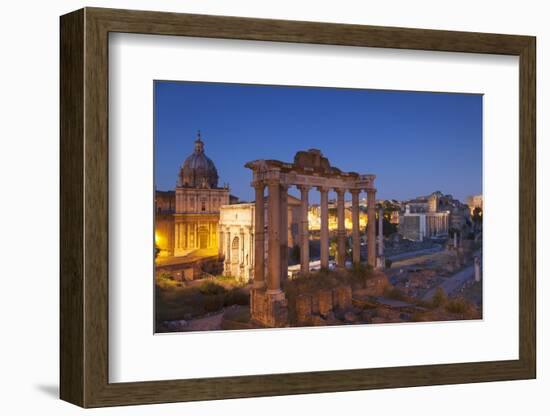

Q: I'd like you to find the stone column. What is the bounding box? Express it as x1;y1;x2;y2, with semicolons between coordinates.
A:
367;188;377;267
174;223;180;249
318;186;330;269
267;179;282;294
224;227;231;276
298;185;310;274
240;227;245;280
248;225;254;280
377;207;385;269
279;183;289;282
351;190;361;265
253;182;265;288
474;256;481;282
378;208;384;257
336;188;346;269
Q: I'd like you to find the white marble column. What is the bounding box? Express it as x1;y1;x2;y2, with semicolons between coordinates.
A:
253;182;265;288
240;227;245;279
367;188;377;267
267;179;282;294
351;190;361;265
279;183;289;282
319;186;330;269
248;225;254;279
298;185;310;274
336;188;346;269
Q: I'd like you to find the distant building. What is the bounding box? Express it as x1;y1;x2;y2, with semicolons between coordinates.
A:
398;191;472;241
399;191;450;241
467;194;483;214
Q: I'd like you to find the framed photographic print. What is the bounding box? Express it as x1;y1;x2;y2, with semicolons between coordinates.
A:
60;7;536;408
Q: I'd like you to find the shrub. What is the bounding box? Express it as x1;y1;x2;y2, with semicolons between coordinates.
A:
411;311;428;322
446;298;469;314
223;289;250;306
203;294;225;312
156;272;179;289
383;286;407;301
431;287;448;308
198;280;227;295
346;263;374;288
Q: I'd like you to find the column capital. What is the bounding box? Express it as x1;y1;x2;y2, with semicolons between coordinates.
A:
279;182;289;191
252;180;265;190
266;178;280;187
317;185;330;193
366;187;377;195
349;188;361;196
297;184;311;192
335;188;346;198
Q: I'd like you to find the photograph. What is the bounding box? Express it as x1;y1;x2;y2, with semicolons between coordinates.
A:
153;81;483;333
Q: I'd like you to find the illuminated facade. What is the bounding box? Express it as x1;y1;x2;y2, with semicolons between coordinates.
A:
155;132;229;259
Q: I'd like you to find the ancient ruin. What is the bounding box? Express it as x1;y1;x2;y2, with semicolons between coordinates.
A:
245;149;378;327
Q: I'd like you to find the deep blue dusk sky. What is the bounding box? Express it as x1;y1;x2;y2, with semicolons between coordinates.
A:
154;81;482;204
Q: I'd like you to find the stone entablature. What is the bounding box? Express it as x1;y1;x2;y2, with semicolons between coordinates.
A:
245;161;375;192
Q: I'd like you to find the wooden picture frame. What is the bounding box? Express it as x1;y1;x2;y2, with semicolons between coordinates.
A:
60;7;536;408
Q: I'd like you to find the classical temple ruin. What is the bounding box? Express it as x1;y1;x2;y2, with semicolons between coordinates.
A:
245;149;377;327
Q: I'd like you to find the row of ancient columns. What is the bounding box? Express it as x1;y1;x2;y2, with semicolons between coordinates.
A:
427;214;449;237
253;179;377;294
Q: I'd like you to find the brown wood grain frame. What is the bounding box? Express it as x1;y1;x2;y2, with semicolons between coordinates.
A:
60;7;536;408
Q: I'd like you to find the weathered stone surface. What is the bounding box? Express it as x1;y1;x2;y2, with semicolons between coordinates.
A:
250;288;288;328
362;272;390;296
318;289;333;316
296;294;313;324
333;286;352;310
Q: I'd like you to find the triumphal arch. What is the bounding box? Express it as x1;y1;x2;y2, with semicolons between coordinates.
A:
245;149;377;327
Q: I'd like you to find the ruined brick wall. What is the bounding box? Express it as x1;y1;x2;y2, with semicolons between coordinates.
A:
293;285;352;325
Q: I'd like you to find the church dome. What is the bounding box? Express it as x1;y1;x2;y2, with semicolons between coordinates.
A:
177;132;219;189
